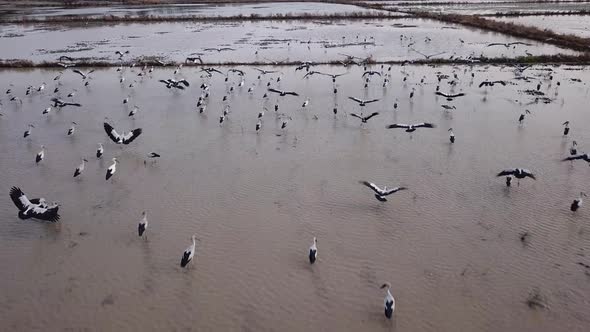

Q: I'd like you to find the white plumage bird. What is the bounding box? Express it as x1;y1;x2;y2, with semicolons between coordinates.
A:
73;158;88;177
138;211;148;236
309;237;317;264
180;235;197;267
380;282;396;319
106;158;117;180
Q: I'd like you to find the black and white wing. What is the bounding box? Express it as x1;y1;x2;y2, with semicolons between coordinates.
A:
350;113;363;120
364;99;380;104
72;69;86;79
121;128;142;144
10;187;33;211
563;154;590;162
383;187;407;196
268;88;282;94
497;169;516;177
364;112;380;121
103;123;122;144
414;123;436;128
386;123;410;129
27;204;60;222
348;96;363;103
360;181;384;195
520;169;536;179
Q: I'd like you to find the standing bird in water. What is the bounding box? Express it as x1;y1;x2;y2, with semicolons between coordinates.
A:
570;141;578;156
23;124;34;138
180;235;197;268
67;122;77;136
96;143;104;158
73;158;88;177
105;158;118;180
380;283;396;319
571;192;586;212
562;121;570;136
448;128;455;143
138;211;148;236
36;145;45;163
309;237;317;264
519;110;531;124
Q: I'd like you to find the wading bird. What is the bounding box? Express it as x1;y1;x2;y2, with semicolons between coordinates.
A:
36;145;45;163
360;181;407;202
67;122;77;136
180;235;197;268
380;283;395;319
73;158;88;177
96;143;104;159
448;128;455;143
138;211;148;236
519;110;531;124
563;121;570;136
309;237;317;264
571;192;586;212
23;124;34;138
9;187;60;222
105;158;118;180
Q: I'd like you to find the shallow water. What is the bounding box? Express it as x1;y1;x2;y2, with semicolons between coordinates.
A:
0;2;383;21
0;18;579;64
381;1;590;15
1;64;589;331
491;15;590;38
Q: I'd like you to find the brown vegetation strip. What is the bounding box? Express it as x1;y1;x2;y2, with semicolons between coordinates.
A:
480;10;590;17
413;12;590;53
363;0;590;7
0;11;405;24
3;54;590;69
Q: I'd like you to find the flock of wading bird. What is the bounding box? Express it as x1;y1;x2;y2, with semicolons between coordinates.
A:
2;50;589;320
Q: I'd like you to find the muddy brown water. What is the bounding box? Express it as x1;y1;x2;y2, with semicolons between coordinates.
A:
0;64;589;331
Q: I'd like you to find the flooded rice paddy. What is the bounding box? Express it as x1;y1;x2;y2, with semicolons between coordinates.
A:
378;1;590;15
1;63;589;331
0;18;579;64
0;2;384;21
491;15;590;39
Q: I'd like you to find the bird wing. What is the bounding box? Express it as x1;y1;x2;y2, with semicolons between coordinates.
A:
521;169;536;179
414;123;436;128
285;91;299;96
383;187;407;196
63;102;81;107
494;81;507;86
435;91;450;97
121;128;142;144
562;154;586;161
179;80;190;87
348;96;363;103
497;169;516;177
364;112;380;121
365;99;380;104
72;69;86;78
10;187;33;211
350;113;362;119
449;93;465;98
487;43;505;47
268;88;282;94
386;124;410;129
360;181;384;195
478;81;489;88
28;204;60;222
103;123;121;143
